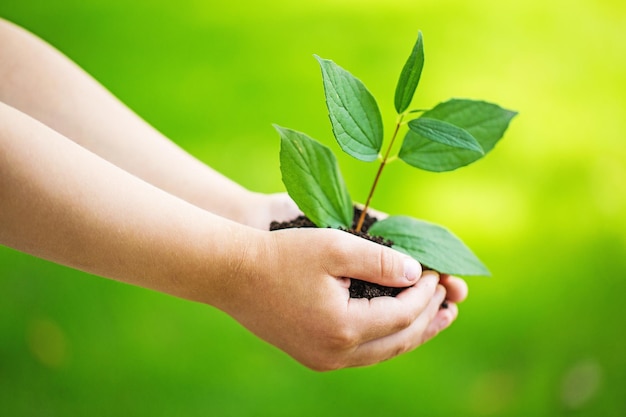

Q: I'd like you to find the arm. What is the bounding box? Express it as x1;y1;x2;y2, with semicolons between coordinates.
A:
0;18;297;229
0;101;465;370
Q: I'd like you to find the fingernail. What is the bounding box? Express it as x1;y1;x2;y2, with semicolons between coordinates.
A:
404;258;421;282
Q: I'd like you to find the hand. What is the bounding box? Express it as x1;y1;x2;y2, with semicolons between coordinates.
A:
213;227;465;371
241;192;302;230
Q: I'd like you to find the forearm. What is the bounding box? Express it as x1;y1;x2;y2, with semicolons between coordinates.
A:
0;101;259;305
0;18;260;224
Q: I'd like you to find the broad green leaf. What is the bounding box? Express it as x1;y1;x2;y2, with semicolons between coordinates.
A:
276;125;353;228
407;117;484;153
315;55;383;162
399;99;517;172
394;31;425;114
369;216;490;276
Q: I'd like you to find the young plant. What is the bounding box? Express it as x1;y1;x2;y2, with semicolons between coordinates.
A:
273;31;517;278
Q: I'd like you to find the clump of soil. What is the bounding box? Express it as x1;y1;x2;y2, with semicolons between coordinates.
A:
270;207;405;299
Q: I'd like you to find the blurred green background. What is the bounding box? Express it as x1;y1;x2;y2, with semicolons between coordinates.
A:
1;0;625;415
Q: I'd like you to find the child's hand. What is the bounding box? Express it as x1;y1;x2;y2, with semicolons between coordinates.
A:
212;227;464;371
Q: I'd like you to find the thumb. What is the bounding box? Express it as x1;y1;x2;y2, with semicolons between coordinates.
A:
328;231;422;287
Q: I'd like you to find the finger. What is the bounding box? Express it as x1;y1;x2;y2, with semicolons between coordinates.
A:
440;275;468;303
325;230;422;287
419;302;459;346
347;283;447;367
345;271;440;343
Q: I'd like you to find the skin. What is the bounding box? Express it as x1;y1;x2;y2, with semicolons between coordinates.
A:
0;19;468;371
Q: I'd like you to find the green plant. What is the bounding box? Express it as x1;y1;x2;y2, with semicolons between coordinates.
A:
274;31;517;277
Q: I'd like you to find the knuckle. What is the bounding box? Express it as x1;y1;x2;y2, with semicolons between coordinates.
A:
377;246;392;280
394;310;414;332
320;237;345;268
326;233;352;260
385;340;413;362
326;325;359;350
396;340;412;356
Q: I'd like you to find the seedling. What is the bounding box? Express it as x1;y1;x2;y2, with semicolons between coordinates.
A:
273;31;516;278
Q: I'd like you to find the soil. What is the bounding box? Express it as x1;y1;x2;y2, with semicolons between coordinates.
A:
269;207;406;299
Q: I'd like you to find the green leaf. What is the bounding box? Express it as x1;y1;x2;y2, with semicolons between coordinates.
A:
315;55;383;162
407;117;484;153
369;216;490;276
275;125;353;228
394;31;425;114
399;99;517;172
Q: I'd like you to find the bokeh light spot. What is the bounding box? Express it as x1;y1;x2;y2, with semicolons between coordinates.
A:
560;358;603;410
26;317;69;369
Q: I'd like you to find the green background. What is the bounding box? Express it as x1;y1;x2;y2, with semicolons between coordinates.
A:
1;0;625;415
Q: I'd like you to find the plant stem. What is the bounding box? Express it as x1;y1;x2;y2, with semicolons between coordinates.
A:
355;113;405;232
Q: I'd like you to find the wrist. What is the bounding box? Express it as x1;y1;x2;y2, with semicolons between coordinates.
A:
172;214;269;310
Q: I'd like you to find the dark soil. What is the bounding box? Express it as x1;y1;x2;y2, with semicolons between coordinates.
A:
270;207;406;299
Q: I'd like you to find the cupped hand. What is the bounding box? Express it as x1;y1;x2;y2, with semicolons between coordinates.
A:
215;227;465;371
